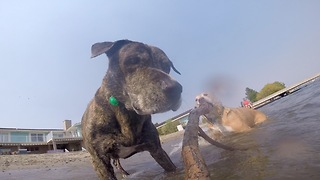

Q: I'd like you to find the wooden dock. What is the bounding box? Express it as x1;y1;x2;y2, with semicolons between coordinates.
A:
252;73;320;109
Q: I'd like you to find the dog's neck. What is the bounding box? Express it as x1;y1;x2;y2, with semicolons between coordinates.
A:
94;86;130;114
109;96;119;106
94;85;149;145
104;73;134;109
211;102;225;122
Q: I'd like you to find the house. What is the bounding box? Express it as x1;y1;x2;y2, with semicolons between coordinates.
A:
0;120;83;154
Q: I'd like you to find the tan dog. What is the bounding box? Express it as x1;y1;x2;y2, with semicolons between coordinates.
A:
195;93;267;133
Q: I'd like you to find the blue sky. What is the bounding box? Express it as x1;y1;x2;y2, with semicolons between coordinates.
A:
1;1;319;129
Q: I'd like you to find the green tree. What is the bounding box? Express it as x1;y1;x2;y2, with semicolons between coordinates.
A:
256;81;286;100
245;87;258;102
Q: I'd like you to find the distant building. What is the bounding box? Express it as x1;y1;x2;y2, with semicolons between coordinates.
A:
0;120;82;154
0;109;201;154
156;109;192;130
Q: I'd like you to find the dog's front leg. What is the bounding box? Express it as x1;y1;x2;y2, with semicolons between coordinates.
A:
87;134;135;180
116;143;147;158
89;151;117;180
149;148;176;172
118;142;176;172
113;159;129;177
141;121;176;172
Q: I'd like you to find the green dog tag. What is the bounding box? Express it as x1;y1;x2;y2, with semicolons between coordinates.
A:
109;96;119;106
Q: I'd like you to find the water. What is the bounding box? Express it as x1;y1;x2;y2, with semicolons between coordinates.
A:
120;79;320;180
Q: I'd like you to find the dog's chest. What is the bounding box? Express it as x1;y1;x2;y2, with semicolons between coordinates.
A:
116;113;147;144
120;123;143;142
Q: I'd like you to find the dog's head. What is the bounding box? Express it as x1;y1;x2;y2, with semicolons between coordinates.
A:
195;93;225;122
91;40;182;115
195;93;213;107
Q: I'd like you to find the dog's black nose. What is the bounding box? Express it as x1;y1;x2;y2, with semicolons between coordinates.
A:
162;80;183;98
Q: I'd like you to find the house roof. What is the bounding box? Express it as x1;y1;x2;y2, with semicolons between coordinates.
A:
66;122;81;131
0;121;82;133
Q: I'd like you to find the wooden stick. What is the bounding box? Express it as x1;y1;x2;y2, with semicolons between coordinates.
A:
181;100;237;179
182;103;211;180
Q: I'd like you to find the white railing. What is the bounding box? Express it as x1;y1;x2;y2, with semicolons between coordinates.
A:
46;131;54;142
0;130;82;143
46;131;82;142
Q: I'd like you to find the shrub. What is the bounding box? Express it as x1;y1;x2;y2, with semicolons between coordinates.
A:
256;81;285;100
157;120;180;135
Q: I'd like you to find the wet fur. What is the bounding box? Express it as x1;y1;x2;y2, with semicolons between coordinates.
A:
195;93;267;133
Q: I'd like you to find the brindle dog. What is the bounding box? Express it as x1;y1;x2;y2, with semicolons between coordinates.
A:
81;40;182;179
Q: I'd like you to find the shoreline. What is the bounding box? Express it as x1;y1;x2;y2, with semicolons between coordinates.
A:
0;130;186;179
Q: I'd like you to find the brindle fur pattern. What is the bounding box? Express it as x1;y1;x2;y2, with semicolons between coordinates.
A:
82;40;182;179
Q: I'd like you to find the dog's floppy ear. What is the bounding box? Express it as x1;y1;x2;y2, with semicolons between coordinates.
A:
91;40;131;58
149;46;181;75
169;61;181;75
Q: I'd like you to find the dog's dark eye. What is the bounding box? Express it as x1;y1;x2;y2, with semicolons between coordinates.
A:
126;58;140;65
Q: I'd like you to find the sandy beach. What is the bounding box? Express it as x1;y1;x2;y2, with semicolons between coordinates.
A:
0;131;185;180
1;151;97;180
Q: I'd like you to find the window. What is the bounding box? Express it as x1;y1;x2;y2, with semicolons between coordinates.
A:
31;133;44;142
0;133;9;142
53;133;64;138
